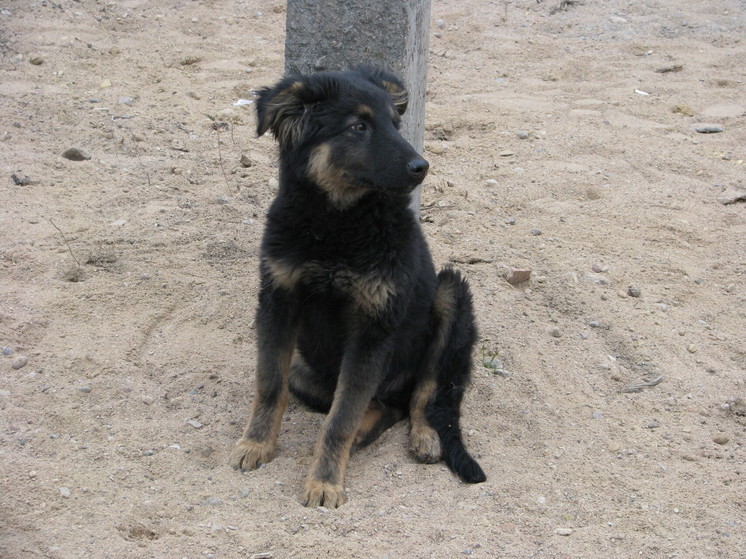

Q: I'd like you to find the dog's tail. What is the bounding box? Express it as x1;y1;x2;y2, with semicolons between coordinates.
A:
426;268;486;484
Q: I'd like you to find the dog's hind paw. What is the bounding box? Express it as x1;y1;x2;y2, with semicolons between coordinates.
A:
228;438;275;471
302;480;347;508
410;425;442;464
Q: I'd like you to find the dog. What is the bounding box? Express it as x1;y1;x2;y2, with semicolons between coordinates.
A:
228;67;486;507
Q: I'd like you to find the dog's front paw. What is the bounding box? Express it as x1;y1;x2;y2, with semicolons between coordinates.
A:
228;438;275;471
302;479;346;508
410;425;442;464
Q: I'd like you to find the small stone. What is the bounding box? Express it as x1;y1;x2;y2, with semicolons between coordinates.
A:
517;130;529;140
11;355;28;370
142;395;155;405
499;150;515;157
62;148;92;161
186;91;201;100
530;229;542;236
118;96;134;105
717;185;746;205
78;386;91;393
268;178;279;189
143;449;155;456
239;489;250;498
99;79;112;88
28;471;37;479
548;326;562;338
2;347;12;356
59;487;71;498
644;420;660;429
436;19;445;29
505;217;516;225
30;56;44;65
672;104;695;116
627;285;641;298
187;419;203;429
484;179;498;187
608;16;627;23
506;268;531;285
687;344;698;354
555;528;573;536
203;496;222;506
694;124;724;134
607;442;621;453
239;154;254;168
712;434;729;445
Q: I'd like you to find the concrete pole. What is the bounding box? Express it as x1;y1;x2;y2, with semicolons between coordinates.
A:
284;0;431;212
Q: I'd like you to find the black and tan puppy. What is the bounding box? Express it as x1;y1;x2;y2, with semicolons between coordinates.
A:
229;67;485;507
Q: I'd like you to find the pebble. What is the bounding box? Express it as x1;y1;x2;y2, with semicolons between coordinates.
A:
555;528;573;536
30;56;44;65
2;347;12;356
11;355;28;369
484;179;498;187
693;124;724;134
712;434;729;445
118;96;134;105
505;217;516;225
239;489;250;498
608;16;627;23
530;229;542;236
548;326;562;338
240;154;254;168
78;386;92;393
187;419;203;429
506;268;531;285
644;420;660;429
59;487;71;498
143;449;155;456
499;150;515;157
203;496;222;506
672;104;695;116
627;285;641;298
607;442;621;452
516;130;529;140
99;79;112;88
62;147;92;161
268;178;279;189
717;185;746;205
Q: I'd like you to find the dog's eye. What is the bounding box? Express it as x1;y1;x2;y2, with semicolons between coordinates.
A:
350;122;367;133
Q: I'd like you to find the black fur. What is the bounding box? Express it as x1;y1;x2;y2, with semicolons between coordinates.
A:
229;67;485;507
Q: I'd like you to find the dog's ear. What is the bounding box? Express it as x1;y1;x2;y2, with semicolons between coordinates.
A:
255;76;310;148
357;67;409;115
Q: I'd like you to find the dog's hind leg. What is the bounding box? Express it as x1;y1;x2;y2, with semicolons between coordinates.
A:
353;400;404;450
229;281;299;471
413;268;486;483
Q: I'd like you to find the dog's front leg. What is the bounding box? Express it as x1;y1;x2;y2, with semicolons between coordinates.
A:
229;282;298;471
303;329;392;508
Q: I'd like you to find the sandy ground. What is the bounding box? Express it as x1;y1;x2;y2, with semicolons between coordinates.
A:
1;0;744;558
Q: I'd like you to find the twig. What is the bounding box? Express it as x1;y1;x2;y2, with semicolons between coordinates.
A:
130;133;151;187
620;375;664;393
213;121;232;194
49;219;81;268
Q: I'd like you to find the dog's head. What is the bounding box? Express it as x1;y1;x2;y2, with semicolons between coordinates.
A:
255;67;429;209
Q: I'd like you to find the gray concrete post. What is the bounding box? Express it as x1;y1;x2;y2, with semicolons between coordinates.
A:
284;0;431;212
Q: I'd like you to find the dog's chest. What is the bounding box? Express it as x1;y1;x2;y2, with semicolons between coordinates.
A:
265;257;395;314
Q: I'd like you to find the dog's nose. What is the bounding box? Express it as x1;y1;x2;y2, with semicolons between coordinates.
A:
407;158;430;179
